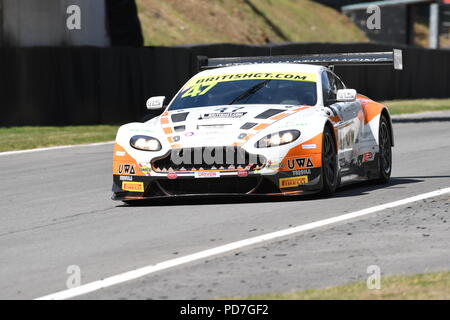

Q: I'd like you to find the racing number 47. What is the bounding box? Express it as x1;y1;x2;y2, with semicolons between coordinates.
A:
182;82;217;98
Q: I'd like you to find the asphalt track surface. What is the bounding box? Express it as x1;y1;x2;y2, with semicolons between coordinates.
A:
0;119;449;300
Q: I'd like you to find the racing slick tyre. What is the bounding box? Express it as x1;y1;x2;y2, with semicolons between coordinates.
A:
376;115;392;184
320;125;338;196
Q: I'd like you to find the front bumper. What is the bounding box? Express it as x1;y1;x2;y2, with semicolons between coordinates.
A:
111;168;322;201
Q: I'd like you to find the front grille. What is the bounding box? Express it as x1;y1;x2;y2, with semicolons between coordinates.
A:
152;147;266;172
157;177;261;195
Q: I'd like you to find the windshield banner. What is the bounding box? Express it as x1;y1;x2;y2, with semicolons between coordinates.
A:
184;72;317;89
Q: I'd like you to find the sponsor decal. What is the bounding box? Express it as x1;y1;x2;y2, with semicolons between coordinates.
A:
194;171;220;178
301;144;317;150
237;170;248;177
287;157;314;170
115;151;126;156
180;72;316;100
277;122;308;129
184;72;317;89
118;164;136;175
279;176;309;188
363;152;374;162
139;167;151;173
197;124;231;130
167;172;177;179
267;161;282;170
292;169;311;176
201;112;246;119
340;127;355;149
122;181;144;192
119;176;133;181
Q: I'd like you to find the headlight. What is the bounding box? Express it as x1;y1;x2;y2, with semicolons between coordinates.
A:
255;130;300;148
130;135;162;151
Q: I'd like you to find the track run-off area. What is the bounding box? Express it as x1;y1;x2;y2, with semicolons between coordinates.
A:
0;119;449;299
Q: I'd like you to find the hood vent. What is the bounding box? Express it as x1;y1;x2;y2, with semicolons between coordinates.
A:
255;109;284;119
240;122;257;130
171;112;189;122
174;125;186;132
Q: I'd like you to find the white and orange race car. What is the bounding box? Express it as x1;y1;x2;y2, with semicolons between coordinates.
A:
112;50;402;202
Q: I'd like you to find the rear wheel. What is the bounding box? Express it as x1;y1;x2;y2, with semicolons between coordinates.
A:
377;115;392;184
320;125;338;195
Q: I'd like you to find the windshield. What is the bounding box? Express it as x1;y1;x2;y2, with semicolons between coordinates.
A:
169;71;317;110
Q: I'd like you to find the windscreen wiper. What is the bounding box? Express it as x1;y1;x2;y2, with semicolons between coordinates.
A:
228;79;271;105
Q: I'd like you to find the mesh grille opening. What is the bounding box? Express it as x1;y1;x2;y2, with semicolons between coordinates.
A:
152;147;266;172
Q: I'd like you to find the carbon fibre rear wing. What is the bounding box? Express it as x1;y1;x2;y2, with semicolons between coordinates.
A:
198;49;403;71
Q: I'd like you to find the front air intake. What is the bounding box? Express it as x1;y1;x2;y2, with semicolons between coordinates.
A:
152;146;266;172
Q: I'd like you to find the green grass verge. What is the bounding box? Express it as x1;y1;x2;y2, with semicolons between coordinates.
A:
0;125;119;152
1;99;450;152
383;98;450;115
240;271;450;300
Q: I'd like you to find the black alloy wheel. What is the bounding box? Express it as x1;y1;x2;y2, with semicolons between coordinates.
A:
321;125;338;195
377;115;392;184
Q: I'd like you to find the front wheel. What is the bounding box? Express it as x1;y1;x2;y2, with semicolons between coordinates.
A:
320;125;338;196
376;115;392;184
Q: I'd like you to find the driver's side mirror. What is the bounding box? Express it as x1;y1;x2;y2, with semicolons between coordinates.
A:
146;96;166;110
336;89;356;102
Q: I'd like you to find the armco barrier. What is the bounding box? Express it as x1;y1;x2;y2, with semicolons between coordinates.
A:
1;43;450;126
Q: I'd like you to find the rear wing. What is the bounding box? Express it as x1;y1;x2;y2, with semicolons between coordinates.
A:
198;49;403;71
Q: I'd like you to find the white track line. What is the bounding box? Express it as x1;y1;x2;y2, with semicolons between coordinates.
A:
36;187;450;300
0;141;114;156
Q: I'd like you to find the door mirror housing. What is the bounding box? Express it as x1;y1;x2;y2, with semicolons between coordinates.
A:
146;96;166;110
336;89;356;102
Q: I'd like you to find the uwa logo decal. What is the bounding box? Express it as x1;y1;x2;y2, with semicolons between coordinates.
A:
287;157;314;170
118;164;136;175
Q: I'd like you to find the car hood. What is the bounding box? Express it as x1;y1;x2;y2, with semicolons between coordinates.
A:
154;104;303;148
